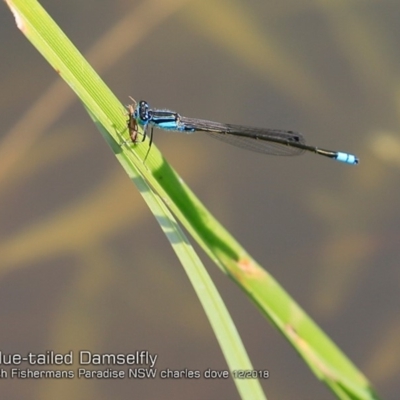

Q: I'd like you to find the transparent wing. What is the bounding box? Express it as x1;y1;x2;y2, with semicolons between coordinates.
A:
178;116;306;156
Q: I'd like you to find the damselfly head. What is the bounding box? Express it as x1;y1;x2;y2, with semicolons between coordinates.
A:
138;100;151;123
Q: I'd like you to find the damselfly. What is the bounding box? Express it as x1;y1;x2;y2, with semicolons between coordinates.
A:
127;99;358;165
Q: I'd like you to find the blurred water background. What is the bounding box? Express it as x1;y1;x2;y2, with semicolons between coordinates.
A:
0;0;399;398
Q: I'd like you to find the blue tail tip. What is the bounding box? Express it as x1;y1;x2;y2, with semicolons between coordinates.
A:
336;152;359;165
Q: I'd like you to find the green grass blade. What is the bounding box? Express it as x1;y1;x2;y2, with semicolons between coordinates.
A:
5;0;380;399
88;109;266;398
5;0;266;398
